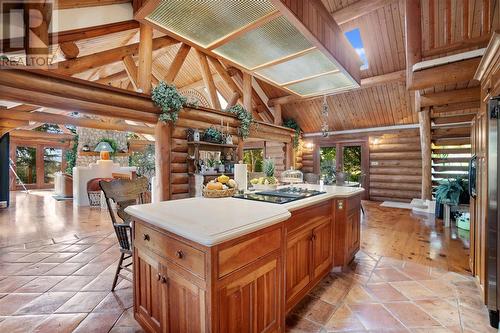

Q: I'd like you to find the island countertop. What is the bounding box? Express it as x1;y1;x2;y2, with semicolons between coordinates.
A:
125;184;364;246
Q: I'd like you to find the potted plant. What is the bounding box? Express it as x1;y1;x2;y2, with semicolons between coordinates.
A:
434;178;469;218
206;155;217;174
151;81;187;123
250;158;279;190
203;127;223;144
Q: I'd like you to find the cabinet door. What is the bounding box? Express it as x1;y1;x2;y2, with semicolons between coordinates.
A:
312;220;333;278
134;248;162;333
285;227;312;303
218;256;281;333
346;211;360;260
160;267;205;333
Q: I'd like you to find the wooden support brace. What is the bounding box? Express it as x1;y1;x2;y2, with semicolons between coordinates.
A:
195;50;221;110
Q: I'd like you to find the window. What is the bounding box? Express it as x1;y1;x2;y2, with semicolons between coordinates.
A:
344;28;368;70
243;149;264;172
320;147;336;181
15;146;36;185
43;148;62;184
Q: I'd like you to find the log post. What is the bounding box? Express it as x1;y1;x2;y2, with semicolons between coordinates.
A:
243;72;252;113
155;121;171;201
418;107;432;200
273;104;282;125
137;24;152;94
405;0;422;89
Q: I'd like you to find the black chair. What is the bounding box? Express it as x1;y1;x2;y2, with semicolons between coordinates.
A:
99;177;149;291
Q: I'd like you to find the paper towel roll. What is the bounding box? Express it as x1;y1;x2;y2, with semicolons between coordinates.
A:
234;163;248;192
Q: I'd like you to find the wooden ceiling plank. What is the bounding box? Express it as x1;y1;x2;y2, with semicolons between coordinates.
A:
164;43;191;83
463;0;470;39
51;36;177;76
195;50;221;110
422;34;491;58
405;0;422;89
420;87;480;107
429;0;435;49
206;10;282;50
331;0;397;25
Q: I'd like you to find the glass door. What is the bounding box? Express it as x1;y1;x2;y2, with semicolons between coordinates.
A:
15;146;37;188
43;147;63;185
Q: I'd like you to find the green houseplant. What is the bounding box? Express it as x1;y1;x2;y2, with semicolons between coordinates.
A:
203;127;223;143
434;178;468;206
151;81;187;123
226;104;253;139
283;118;301;150
129;144;155;180
65;135;78;175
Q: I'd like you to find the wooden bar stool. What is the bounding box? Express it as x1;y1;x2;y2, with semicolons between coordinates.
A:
99;177;149;291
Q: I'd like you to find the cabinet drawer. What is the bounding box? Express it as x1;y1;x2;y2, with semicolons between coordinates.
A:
217;228;281;278
135;222;206;278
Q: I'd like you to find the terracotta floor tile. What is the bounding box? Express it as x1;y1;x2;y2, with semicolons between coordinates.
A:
16;291;76;315
456;288;486;312
93;288;133;313
411;327;460;333
0;315;48;332
72;311;122;333
39;243;72;253
292;295;336;325
399;263;433;281
15;252;53;263
377;257;405;268
75;237;105;245
285;313;323;333
14;276;66;293
50;275;95;292
84;244;113;253
73;263;110;276
44;262;85;276
349;303;405;330
418;279;456;298
109;327;146;333
0;262;31;275
32;313;87;333
373;268;413;282
389;281;436;300
460;307;497;333
62;245;92;253
81;274;116;292
0;293;42;315
365;283;408;302
0;275;35;292
56;291;109;313
415;299;461;327
384;302;441;328
344;285;377;304
65;252;101;263
114;308;141;327
41;252;77;263
0;252;31;262
324;303;366;332
13;263;59;275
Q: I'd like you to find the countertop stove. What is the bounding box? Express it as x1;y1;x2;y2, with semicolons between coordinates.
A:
233;187;326;204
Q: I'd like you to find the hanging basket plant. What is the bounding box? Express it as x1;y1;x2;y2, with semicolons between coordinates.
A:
283;118;301;150
151;81;187;123
226;104;253;139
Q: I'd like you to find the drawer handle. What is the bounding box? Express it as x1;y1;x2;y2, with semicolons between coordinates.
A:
143;234;150;241
311;234;317;241
161;276;168;284
175;250;184;259
157;273;161;281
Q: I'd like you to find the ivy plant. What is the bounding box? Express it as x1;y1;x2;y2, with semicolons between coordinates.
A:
283;118;301;150
65;134;78;175
151;81;187;123
226;104;253;139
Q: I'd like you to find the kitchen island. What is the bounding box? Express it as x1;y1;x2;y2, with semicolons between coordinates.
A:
125;184;363;333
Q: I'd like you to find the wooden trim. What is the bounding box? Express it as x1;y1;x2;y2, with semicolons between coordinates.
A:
206;10;282;50
418;108;432;200
474;31;500;81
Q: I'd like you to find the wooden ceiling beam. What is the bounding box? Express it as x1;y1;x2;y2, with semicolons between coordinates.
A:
332;0;397;25
51;36;177;76
94;70;129;84
7;105;41;112
268;70;405;106
0;109;155;134
122;55;139;91
432;114;475;124
422;34;490;58
60;42;80;60
207;56;242;96
206;10;281;50
56;0;131;9
420;87;480;107
164;43;191;83
410;57;481;90
432;101;481;113
0;119;29;129
9;129;74;140
196;50;221;110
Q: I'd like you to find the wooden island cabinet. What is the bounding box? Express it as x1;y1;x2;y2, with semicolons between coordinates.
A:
131;194;362;333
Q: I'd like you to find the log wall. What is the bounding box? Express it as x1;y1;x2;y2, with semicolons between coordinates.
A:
265;141;286;177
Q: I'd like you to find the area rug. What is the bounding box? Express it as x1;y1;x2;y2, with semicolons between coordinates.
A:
380;201;412;209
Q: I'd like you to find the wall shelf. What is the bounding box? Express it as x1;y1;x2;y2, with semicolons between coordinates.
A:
187;141;238;149
78;151;130;157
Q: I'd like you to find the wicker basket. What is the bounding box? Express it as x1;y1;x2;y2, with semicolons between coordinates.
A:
202;187;236;198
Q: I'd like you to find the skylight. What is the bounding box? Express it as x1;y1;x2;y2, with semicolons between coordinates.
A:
344;28;368;70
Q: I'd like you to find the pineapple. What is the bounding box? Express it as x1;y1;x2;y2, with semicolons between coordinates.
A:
263;159;277;185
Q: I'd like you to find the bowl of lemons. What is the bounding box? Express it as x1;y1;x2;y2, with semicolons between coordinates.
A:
202;174;237;198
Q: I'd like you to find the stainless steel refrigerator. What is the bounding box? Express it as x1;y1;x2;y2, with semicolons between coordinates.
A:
487;96;500;328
